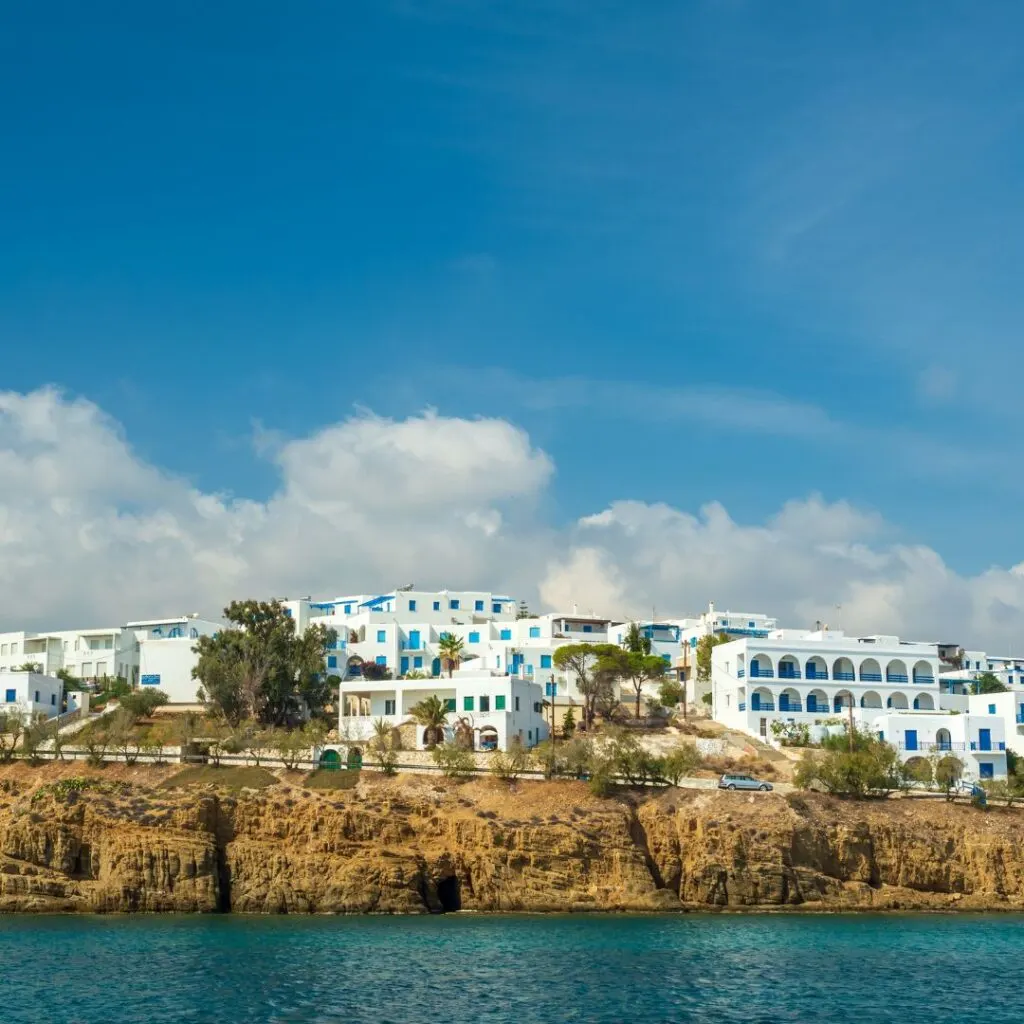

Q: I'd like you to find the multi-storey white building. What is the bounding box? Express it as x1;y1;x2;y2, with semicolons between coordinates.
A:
0;626;136;683
0;671;64;722
338;666;549;751
712;629;943;736
134;616;223;703
712;628;1007;782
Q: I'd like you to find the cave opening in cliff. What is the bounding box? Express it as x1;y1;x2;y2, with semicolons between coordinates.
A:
437;875;461;913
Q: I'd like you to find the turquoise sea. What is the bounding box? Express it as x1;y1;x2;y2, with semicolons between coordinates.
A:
5;913;1023;1023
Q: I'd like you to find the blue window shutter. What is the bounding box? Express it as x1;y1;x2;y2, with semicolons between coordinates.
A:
469;631;480;643
450;599;460;610
344;604;351;614
4;690;14;703
377;630;386;643
475;600;484;611
413;656;423;668
401;657;409;674
327;656;337;669
492;603;501;614
433;601;440;611
375;655;386;666
409;600;416;611
540;655;552;669
989;704;997;714
500;629;512;640
529;627;540;638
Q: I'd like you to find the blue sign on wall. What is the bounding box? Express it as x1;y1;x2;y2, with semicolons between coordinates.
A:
140;674;161;686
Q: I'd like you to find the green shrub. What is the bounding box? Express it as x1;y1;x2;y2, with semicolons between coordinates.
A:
661;743;703;785
432;742;477;777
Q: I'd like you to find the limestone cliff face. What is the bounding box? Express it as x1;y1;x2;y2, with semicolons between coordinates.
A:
1;770;1023;913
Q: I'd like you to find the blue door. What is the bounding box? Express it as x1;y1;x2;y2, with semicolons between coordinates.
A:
431;658;441;677
751;693;761;711
980;762;994;779
806;695;816;712
512;653;524;675
979;728;991;751
905;729;917;751
778;693;789;711
409;630;420;650
400;657;409;675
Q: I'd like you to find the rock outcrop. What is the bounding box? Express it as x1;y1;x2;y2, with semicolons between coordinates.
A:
0;766;1021;913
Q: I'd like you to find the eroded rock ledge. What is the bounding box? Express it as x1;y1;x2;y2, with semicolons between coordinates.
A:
0;765;1020;913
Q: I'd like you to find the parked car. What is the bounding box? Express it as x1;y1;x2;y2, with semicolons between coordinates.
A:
719;773;773;792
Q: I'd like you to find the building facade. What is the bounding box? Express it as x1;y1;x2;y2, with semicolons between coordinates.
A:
0;671;64;723
338;666;549;751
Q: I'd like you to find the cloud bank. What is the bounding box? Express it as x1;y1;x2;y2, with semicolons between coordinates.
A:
2;387;1023;651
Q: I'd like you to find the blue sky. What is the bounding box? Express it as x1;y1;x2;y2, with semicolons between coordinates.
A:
4;0;1024;581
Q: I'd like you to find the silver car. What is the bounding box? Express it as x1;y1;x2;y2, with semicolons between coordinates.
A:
719;773;773;792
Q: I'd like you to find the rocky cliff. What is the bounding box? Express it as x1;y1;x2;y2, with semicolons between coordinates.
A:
0;765;1021;913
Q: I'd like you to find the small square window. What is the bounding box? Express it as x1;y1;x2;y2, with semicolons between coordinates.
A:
529;627;540;638
540;655;552;669
408;600;417;612
50;694;56;705
4;690;14;703
495;695;506;710
989;704;997;715
464;696;474;712
492;603;501;614
500;629;512;641
445;698;456;712
433;601;440;611
475;600;484;611
469;631;480;644
377;630;386;643
545;681;557;697
480;695;490;712
344;604;352;614
384;699;396;716
980;762;995;780
327;656;338;669
450;599;460;610
413;656;423;668
375;655;386;666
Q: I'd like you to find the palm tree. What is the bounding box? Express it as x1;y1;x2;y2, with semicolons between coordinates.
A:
437;633;465;678
410;694;449;749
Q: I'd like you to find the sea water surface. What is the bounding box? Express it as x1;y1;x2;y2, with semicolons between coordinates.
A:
5;913;1024;1023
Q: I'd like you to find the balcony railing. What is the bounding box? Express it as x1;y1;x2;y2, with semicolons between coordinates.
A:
970;741;1004;752
913;675;934;684
899;741;964;753
859;673;882;682
749;702;775;711
749;668;775;678
778;671;802;680
738;702;746;710
833;672;855;681
736;669;746;678
887;674;909;683
778;702;803;712
1016;712;1024;724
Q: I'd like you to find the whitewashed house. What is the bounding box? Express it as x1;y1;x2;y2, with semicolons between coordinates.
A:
0;671;64;723
338;665;549;752
133;616;223;703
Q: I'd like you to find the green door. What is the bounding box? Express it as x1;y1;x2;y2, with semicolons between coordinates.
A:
319;749;342;772
346;747;363;771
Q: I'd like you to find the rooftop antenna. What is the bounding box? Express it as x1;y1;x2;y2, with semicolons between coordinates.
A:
834;604;842;631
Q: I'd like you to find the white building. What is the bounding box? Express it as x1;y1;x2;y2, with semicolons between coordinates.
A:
338;665;549;752
712;628;1008;782
0;626;136;684
712;628;943;738
134;616;222;703
0;671;64;723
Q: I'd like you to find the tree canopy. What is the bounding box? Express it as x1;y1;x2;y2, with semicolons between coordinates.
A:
193;600;337;726
696;632;732;683
972;672;1008;694
553;643;621;729
608;627;667;719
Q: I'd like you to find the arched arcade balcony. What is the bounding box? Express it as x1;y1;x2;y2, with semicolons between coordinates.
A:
887;692;909;709
859;658;882;683
749;655;774;679
778;655;801;680
833;689;855;711
833;658;855;682
749;686;775;711
860;690;883;709
805;656;828;681
912;660;934;684
886;659;909;684
778;687;802;712
914;693;935;710
806;689;829;713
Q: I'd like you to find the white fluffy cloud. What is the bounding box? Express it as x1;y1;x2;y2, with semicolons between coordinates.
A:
2;386;1024;652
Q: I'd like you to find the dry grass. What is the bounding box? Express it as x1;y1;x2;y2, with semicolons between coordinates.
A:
159;765;278;791
302;769;359;791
